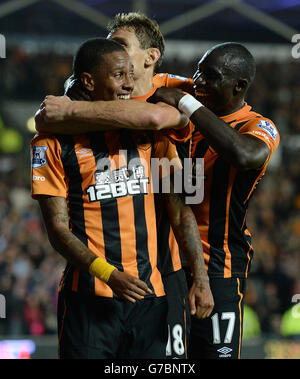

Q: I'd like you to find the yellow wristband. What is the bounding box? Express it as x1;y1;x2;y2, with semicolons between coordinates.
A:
88;257;117;283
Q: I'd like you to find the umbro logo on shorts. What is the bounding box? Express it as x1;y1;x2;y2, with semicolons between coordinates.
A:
217;346;232;357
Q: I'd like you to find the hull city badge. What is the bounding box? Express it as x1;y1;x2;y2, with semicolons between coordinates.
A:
31;146;49;169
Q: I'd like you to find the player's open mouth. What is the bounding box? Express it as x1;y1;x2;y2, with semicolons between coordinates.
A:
118;94;131;100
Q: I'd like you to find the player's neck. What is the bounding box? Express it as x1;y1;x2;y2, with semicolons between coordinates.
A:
132;69;154;97
221;100;245;117
213;99;245;117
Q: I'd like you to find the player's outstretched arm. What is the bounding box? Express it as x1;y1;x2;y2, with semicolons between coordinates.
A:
37;195;152;302
163;178;214;319
189;106;269;171
149;87;269;171
35;95;188;134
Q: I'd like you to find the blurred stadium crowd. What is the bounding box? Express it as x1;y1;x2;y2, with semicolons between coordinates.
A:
0;46;299;339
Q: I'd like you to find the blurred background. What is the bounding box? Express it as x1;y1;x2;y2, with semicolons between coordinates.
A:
0;0;299;359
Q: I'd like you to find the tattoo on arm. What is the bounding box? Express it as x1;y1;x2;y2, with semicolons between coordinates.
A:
38;196;96;270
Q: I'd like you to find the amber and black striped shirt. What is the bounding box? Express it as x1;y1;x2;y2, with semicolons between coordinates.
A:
31;129;182;297
134;73;195;276
190;103;280;278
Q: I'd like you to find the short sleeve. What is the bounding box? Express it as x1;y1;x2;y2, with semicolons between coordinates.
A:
31;134;67;199
239;117;280;167
153;73;194;94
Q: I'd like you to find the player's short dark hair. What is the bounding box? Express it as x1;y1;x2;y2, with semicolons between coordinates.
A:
212;42;256;84
107;12;165;72
73;37;125;78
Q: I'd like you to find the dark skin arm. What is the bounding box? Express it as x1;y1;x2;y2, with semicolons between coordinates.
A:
149;87;269;171
37;195;152;302
163;177;214;319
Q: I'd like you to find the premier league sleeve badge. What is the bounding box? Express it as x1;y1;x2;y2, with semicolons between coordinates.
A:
31;146;49;168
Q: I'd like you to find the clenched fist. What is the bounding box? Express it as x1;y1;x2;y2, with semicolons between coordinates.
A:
39;95;73;122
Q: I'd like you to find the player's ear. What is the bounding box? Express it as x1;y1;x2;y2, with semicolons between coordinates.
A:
80;72;95;92
145;48;161;68
234;78;248;94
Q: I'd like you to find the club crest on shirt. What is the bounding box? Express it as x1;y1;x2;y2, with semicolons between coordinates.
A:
31;146;48;168
257;120;277;141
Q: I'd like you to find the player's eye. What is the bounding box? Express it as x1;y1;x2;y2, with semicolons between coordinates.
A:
112;37;128;48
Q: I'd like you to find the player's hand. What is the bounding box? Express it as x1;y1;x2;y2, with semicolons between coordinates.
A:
39;95;73;122
188;277;214;319
64;75;92;101
107;270;153;303
147;87;186;108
